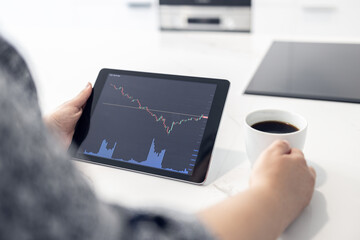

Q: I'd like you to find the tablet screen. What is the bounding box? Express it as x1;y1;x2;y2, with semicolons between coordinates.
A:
71;69;229;183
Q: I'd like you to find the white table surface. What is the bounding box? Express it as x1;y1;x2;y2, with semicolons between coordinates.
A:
2;8;360;239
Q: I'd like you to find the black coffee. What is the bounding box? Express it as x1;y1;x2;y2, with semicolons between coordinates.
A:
251;121;299;134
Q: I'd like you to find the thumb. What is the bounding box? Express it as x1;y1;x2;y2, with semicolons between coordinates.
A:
70;82;92;108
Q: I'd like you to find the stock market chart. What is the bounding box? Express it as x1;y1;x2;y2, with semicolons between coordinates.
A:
78;73;216;175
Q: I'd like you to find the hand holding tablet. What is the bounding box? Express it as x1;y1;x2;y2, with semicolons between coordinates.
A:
69;69;229;184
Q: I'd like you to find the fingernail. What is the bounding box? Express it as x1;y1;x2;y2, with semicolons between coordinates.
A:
84;82;91;89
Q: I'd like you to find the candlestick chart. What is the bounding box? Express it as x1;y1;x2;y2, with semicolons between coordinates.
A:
108;84;209;135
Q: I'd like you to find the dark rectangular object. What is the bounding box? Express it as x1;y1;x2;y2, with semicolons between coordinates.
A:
188;18;220;24
69;69;230;184
160;0;251;6
245;41;360;104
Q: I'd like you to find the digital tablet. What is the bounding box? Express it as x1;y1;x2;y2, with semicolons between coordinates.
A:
69;69;229;184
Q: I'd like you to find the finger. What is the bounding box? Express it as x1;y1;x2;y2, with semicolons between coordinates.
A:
71;82;92;108
290;148;305;159
308;166;317;178
266;140;291;155
288;148;307;166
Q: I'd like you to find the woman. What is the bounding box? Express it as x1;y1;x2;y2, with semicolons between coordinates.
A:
0;35;315;240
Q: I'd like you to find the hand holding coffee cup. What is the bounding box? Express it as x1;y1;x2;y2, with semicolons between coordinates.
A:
245;109;307;164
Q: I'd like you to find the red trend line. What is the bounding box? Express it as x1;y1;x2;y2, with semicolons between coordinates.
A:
110;84;208;135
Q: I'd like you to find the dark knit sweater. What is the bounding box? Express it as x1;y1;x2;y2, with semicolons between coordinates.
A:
0;36;214;240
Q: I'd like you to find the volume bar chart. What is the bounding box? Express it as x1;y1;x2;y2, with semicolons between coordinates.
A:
84;139;190;174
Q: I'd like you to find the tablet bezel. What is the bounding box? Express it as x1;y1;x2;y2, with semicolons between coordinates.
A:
69;68;229;184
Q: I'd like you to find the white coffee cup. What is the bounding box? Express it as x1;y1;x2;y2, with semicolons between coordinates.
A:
245;109;308;165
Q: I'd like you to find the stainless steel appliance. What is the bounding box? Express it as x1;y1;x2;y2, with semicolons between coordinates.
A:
159;0;251;32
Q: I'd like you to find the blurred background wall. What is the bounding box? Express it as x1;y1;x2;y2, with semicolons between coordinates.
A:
0;0;359;37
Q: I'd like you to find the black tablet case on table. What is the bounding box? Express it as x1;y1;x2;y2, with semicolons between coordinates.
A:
245;41;360;104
